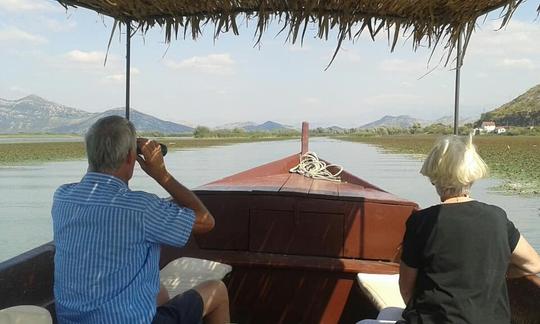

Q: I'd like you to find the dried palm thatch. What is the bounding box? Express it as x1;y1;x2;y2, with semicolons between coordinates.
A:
55;0;537;65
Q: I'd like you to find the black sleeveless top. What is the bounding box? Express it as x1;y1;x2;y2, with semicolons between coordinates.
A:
401;201;520;324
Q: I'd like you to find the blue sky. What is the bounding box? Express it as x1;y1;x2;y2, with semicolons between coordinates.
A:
1;0;539;128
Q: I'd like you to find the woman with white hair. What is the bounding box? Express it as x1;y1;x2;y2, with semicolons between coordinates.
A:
397;135;540;323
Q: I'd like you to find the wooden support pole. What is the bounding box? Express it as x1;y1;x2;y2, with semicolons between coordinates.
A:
301;122;309;155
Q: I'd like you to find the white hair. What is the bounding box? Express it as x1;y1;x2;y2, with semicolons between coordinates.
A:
420;134;488;198
85;115;137;173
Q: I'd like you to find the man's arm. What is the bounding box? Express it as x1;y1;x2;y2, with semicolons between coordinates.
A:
137;138;215;234
507;235;540;278
399;261;418;304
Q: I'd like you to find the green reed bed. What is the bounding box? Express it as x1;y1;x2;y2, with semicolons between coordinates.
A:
338;135;540;195
0;137;296;165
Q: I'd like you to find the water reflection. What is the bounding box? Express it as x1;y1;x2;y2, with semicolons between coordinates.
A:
0;138;538;261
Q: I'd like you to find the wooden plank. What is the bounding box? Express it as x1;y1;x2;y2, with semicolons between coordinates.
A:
197;155;297;189
280;174;313;194
161;247;400;274
337;182;366;199
308;179;339;196
343;204;362;258
0;243;55;309
200;174;291;193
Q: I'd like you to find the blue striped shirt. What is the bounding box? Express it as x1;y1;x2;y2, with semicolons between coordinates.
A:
52;172;195;324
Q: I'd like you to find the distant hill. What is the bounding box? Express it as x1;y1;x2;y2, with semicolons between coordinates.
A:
433;115;478;126
0;95;194;134
244;121;293;132
215;121;257;130
0;95;93;133
478;84;540;127
53;108;194;134
215;120;294;132
359;115;429;129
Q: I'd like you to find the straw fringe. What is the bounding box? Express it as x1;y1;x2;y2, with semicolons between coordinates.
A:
56;0;536;64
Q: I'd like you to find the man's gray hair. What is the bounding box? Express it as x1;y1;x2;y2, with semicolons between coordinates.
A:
85;115;137;172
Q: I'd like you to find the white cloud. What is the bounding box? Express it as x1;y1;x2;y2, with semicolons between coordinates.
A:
65;50;106;65
497;58;537;69
8;85;27;94
0;0;56;11
378;58;432;74
288;45;312;52
165;54;235;75
363;93;422;106
103;68;141;84
43;18;77;32
0;26;47;44
468;20;540;58
300;97;321;105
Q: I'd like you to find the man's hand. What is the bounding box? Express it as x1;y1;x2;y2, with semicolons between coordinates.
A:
136;138;169;183
137;138;215;234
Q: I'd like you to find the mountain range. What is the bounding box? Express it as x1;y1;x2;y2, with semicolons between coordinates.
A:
0;96;194;134
358;115;478;130
478;84;539;127
1;84;538;134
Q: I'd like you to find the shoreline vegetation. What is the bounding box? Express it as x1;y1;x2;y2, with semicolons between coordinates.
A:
336;135;540;195
2;133;539;195
0;135;298;165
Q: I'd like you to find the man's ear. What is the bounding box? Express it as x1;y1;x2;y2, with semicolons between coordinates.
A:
126;149;136;165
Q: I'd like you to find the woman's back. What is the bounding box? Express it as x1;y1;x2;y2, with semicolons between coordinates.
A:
401;200;520;324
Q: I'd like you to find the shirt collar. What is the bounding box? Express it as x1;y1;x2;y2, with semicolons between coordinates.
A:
82;172;128;190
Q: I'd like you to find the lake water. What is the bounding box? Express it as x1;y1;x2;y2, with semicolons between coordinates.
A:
0;138;538;262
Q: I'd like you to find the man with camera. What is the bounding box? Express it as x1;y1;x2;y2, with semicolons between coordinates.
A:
52;115;229;324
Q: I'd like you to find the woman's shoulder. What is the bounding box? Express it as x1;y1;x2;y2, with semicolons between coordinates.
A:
407;205;442;226
467;200;507;216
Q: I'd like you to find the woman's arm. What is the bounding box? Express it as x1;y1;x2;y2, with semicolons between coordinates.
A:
507;235;540;278
399;261;418;304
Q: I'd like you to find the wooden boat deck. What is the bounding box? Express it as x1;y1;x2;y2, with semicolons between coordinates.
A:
197;154;414;206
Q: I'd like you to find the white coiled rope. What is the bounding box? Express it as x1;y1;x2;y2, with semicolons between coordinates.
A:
289;151;343;182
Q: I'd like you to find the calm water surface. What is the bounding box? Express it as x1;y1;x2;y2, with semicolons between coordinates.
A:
0;138;538;262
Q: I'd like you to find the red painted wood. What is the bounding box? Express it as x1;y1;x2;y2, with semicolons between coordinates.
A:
508;275;540;322
249;208;344;257
308;179;340;196
197;155;298;189
279;174;313;194
361;202;414;260
249;209;296;254
301;122;309;154
204;174;291;192
297;198;348;213
162;248;400;274
343;205;362;258
195;195;250;250
339;170;384;191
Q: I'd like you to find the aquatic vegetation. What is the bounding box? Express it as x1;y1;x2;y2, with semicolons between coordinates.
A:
338;135;540;195
0;137;296;165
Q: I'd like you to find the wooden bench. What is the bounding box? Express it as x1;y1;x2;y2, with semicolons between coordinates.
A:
356;273;405;310
0;305;52;324
160;257;232;297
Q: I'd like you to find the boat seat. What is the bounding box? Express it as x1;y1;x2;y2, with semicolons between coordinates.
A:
356;306;405;323
160;257;232;297
0;305;52;324
356;273;406;310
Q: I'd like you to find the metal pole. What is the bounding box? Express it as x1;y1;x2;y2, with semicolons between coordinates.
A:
125;21;131;120
453;33;462;135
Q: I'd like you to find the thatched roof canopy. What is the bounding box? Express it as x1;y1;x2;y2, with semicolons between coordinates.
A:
56;0;537;63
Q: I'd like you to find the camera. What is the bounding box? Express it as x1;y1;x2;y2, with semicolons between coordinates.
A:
136;142;168;157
